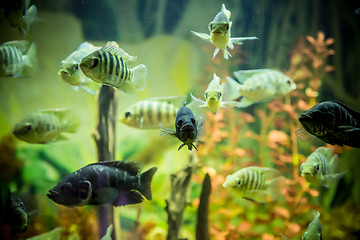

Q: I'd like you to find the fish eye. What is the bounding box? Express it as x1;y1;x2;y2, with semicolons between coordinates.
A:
91;58;99;68
24;124;32;132
209;23;213;30
204;92;208;99
225;24;229;30
79;189;88;200
286;80;291;85
177;120;183;126
237;180;241;186
218;92;222;98
125;112;131;118
73;64;79;71
315;164;319;172
191;118;196;125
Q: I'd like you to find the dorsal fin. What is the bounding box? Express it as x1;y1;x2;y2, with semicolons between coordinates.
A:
1;40;30;54
233;69;273;84
91;161;141;175
101;42;138;63
329;100;360;120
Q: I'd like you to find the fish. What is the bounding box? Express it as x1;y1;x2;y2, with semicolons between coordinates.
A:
223;166;285;202
191;3;257;59
222;69;296;108
0;0;40;35
47;161;157;207
119;96;186;129
300;147;345;187
58;42;101;94
0;189;28;232
189;73;240;114
79;42;147;93
0;40;37;77
297;100;360;148
302;211;322;240
161;103;203;151
13;108;80;144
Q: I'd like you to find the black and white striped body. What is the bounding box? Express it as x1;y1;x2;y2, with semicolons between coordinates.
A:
0;46;24;76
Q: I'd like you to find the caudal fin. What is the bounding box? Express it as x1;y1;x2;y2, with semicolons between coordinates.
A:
24;43;37;70
138;167;157;200
267;176;287;201
130;64;147;91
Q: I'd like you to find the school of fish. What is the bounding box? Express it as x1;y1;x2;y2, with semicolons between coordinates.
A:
1;1;359;239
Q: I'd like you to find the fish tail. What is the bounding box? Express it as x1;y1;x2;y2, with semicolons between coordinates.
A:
222;76;241;101
266;176;286;201
23;5;41;32
24;43;37;70
130;64;147;91
55;110;80;133
138;167;157;200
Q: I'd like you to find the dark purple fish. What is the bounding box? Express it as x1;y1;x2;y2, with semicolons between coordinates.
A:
298;100;360;148
47;161;157;207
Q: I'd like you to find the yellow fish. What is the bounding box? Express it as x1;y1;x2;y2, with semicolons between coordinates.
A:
223;69;296;108
191;4;258;59
300;147;345;186
119;96;185;129
0;40;36;77
190;73;240;114
223;166;285;202
13;109;80;144
58;42;101;94
80;42;146;93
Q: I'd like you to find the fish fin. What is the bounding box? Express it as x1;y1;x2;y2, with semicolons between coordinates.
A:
222;76;241;101
337;125;360;132
101;224;113;240
160;124;177;137
102;43;138;63
1;40;30;54
267;176;286;201
243;190;267;203
138;167;157;200
128;64;147;91
190;31;211;41
328;154;340;172
192;143;198;151
223;48;231;59
80;85;96;95
234;97;254;108
246;167;282;179
55;134;69;141
72;86;80;91
295;127;315;141
93;161;141;176
322;172;345;186
24;43;37;70
23;5;41;33
221;100;242;108
233;69;270;83
228;41;234;49
114;190;143;206
329;100;360;120
315;147;334;160
213;48;220;59
140;117;144;128
187;93;207;119
230;36;258;45
145;95;187;107
221;3;231;19
92;187;119;205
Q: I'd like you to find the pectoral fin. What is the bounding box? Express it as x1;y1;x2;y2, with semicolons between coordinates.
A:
191;31;211;41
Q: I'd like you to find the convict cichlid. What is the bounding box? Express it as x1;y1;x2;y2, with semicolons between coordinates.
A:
58;42;101;94
13;108;80;144
0;0;40;35
191;3;257;59
161;103;203;151
222;69;296;108
223;166;285;202
119;95;186;129
302;211;322;240
189;73;240;114
47;161;157;207
0;40;37;77
300;147;345;186
80;42;146;93
297;100;360;148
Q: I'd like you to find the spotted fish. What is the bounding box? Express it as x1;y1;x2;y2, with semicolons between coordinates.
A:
47;161;157;207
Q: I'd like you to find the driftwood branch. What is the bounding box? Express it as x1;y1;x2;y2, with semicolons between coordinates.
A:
93;85;118;239
166;155;195;240
196;173;211;240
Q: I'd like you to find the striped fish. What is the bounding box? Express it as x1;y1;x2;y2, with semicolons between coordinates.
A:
47;161;157;207
79;42;147;93
223;69;296;108
0;40;36;77
120;96;186;129
223;166;285;202
13;108;80;144
302;211;322;240
297;100;360;148
300;147;345;186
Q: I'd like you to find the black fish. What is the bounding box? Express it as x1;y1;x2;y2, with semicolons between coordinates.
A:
0;190;28;232
297;100;360;148
47;161;157;207
161;103;203;151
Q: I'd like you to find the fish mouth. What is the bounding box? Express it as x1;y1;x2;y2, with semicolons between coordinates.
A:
299;113;312;123
180;123;195;131
47;188;60;201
